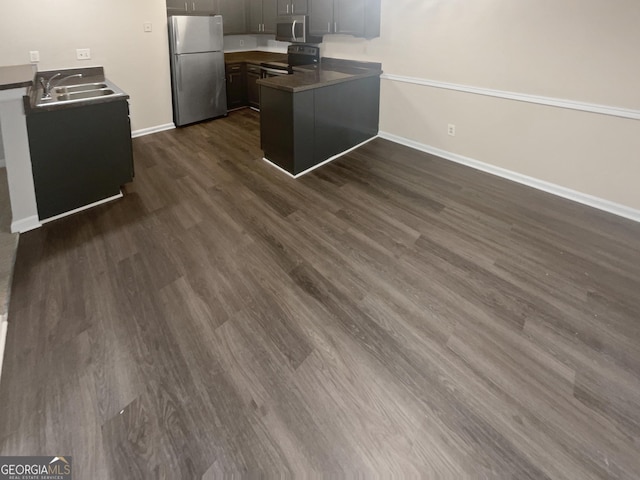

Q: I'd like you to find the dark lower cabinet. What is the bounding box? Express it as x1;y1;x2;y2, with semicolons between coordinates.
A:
26;100;134;220
260;76;380;176
246;64;262;108
226;63;246;109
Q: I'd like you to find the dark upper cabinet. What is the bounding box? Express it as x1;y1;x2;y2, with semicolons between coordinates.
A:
277;0;307;15
308;0;332;35
167;0;217;14
309;0;379;38
263;0;278;32
248;0;278;34
335;0;365;36
218;0;246;34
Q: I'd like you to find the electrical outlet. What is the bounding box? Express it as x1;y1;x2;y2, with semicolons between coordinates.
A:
29;51;40;62
143;22;153;33
448;124;456;136
76;48;91;60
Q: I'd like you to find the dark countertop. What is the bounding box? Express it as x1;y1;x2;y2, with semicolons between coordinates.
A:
257;58;382;93
224;51;287;66
0;64;35;90
25;66;129;114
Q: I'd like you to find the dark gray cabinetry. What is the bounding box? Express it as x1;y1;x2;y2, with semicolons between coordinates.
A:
246;64;261;108
308;0;332;35
167;0;216;15
226;63;245;109
277;0;307;15
218;0;246;34
167;0;247;35
248;0;278;33
309;0;380;38
26;100;134;220
260;76;380;176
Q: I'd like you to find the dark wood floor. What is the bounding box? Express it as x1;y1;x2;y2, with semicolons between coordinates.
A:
1;109;639;478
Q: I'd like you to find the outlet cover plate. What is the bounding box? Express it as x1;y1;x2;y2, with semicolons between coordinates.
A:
76;48;91;60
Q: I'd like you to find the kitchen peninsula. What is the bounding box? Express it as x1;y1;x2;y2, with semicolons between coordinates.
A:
258;58;382;177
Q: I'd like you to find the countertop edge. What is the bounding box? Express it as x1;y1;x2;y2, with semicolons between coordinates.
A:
0;64;35;91
257;68;382;93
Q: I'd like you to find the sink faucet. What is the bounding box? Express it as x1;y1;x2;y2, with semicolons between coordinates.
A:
40;73;83;99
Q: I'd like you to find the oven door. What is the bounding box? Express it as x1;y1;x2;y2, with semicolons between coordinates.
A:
260;66;291;79
275;15;307;43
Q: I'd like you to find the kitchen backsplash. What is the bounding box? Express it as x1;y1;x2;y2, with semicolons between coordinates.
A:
223;34;289;53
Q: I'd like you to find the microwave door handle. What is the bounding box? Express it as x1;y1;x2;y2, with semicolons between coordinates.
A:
292;20;297;42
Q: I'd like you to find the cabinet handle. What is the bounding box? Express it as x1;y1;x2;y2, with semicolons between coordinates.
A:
286;4;289;13
292;4;294;14
328;22;330;33
184;2;187;11
229;75;232;83
192;2;195;10
334;22;338;32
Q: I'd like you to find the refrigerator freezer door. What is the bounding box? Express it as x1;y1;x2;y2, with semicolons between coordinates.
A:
170;15;224;55
172;51;227;126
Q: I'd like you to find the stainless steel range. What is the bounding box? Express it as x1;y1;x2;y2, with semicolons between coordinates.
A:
260;45;320;78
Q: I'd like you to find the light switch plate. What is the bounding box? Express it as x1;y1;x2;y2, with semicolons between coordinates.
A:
76;48;91;60
143;22;152;33
29;51;40;62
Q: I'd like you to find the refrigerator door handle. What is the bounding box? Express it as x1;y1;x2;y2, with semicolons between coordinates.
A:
176;56;183;91
171;19;180;53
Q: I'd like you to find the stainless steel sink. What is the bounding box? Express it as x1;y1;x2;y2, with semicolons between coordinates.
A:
54;83;108;94
55;89;116;101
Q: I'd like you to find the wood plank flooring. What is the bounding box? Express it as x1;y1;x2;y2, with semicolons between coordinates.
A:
1;108;640;478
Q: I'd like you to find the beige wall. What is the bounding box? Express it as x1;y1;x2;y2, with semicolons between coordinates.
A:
0;0;173;132
322;0;640;211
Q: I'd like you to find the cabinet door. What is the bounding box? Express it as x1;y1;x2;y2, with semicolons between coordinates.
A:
308;0;333;36
334;0;365;36
277;0;291;15
218;0;246;34
167;0;189;14
246;65;261;108
192;0;217;13
292;0;308;14
262;0;278;33
226;64;245;109
277;0;306;15
247;0;263;33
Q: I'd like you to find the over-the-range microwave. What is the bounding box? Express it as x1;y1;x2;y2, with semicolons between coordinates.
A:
275;15;321;44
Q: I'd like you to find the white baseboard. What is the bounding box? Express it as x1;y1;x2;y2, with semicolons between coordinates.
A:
41;192;123;225
378;131;640;224
11;215;41;233
263;135;378;179
131;123;175;138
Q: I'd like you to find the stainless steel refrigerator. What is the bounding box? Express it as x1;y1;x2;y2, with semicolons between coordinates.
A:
169;15;227;126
